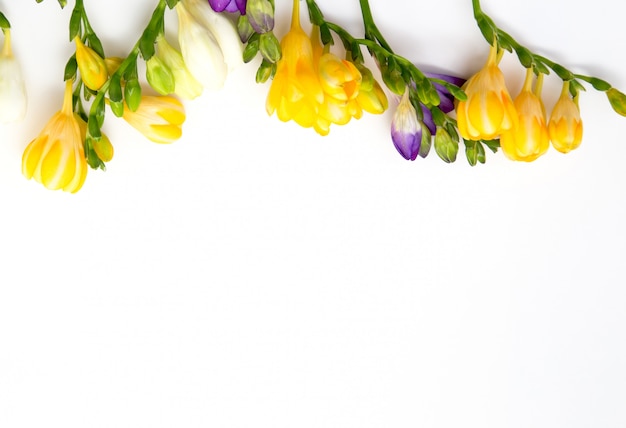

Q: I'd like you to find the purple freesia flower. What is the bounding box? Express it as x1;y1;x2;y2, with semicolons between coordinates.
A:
208;0;246;14
391;89;422;161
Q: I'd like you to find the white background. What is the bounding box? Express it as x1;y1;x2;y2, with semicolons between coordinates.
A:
1;0;625;427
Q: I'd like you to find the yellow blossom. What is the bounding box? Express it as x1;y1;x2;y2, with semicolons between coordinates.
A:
456;43;517;140
549;81;583;153
309;28;362;135
500;69;549;162
74;37;108;91
122;95;186;144
265;0;323;129
22;80;87;193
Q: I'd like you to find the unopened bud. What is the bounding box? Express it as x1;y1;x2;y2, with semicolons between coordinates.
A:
146;55;175;95
246;0;274;33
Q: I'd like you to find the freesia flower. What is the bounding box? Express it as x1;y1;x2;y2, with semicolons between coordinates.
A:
122;95;186;144
456;43;517;140
391;88;422;161
0;29;27;123
549;81;583;153
266;0;323;130
74;37;108;91
310;29;362;135
176;0;243;91
209;0;246;14
22;80;87;193
500;69;549;161
150;34;203;100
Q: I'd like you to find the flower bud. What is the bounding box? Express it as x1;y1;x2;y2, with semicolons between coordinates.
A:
607;87;626;117
74;37;108;91
434;127;458;163
92;133;114;163
146;55;175;96
247;0;275;33
391;89;421;160
259;32;281;63
237;14;255;43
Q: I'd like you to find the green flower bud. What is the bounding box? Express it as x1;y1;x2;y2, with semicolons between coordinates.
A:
256;59;274;83
246;0;274;34
146;55;175;95
237;14;255;43
259;32;281;64
93;132;114;163
124;78;142;112
434;127;458;163
607;87;626;117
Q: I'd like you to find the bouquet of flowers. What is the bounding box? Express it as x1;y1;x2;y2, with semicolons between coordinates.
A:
0;0;623;193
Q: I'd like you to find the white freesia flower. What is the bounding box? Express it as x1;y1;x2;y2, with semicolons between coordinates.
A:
175;0;243;91
0;29;26;123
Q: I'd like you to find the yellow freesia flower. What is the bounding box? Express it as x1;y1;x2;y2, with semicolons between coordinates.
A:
549;81;583;153
309;28;362;135
500;69;549;162
22;80;87;193
122;95;186;144
266;0;323;129
74;37;108;91
456;43;517;140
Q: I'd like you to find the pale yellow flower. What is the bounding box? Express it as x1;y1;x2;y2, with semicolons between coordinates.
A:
122;95;186;144
22;80;87;193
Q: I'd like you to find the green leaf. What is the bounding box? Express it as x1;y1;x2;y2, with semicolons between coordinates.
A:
319;23;333;46
587;77;611;91
552;63;573;81
64;55;78;81
58;0;68;8
108;74;123;103
87;116;102;140
515;46;533;69
165;0;180;8
464;139;486;166
0;12;11;30
481;139;500;153
69;8;81;41
86;33;105;58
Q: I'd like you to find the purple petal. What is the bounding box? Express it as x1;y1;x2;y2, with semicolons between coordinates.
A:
421;105;436;135
424;72;466;88
208;0;230;11
391;124;421;161
236;0;247;13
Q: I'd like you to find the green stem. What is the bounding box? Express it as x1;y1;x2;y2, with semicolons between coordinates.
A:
358;0;393;53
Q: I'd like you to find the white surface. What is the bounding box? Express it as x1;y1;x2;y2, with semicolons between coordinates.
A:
1;1;625;427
